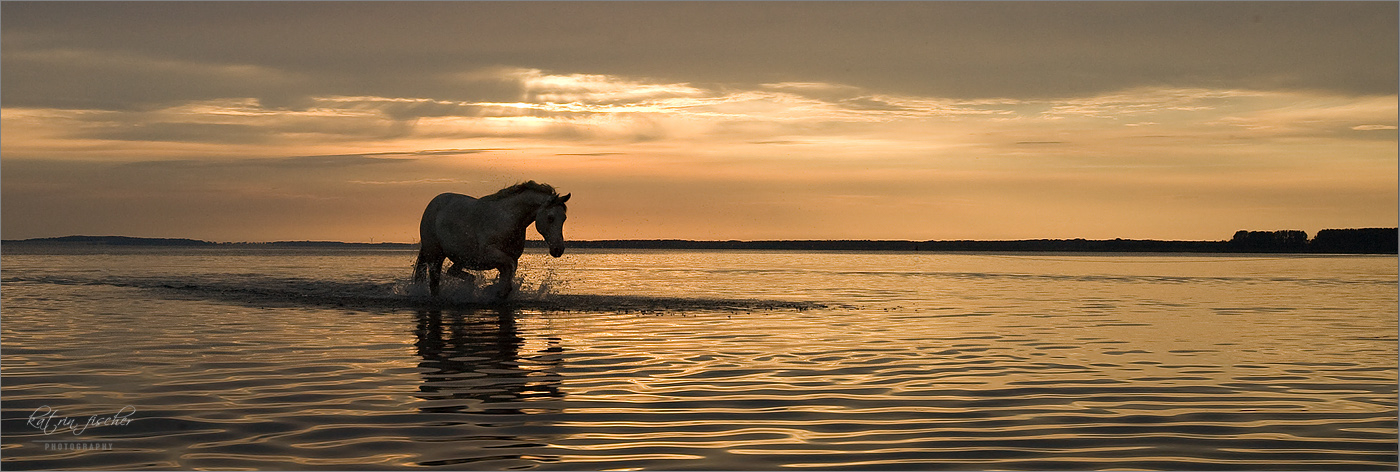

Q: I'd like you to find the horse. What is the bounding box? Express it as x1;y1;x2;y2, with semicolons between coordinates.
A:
413;181;570;299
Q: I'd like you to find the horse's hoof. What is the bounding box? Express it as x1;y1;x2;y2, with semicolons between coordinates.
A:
487;286;511;301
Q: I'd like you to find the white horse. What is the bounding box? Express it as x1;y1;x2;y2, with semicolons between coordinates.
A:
414;181;570;299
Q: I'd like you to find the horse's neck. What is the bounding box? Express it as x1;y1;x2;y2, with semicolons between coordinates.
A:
496;191;551;230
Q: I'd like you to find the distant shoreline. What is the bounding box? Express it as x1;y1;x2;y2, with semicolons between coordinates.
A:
4;229;1395;254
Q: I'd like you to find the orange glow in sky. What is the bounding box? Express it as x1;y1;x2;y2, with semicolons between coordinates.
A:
2;3;1395;242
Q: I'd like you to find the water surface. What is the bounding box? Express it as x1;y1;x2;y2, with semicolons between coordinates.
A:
3;247;1395;469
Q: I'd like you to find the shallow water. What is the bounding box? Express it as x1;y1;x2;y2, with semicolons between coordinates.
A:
2;247;1396;470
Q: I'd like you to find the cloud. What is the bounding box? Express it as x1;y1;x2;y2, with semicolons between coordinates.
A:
7;72;1394;162
1038;88;1262;119
102;149;492;177
3;1;1393;115
1352;124;1398;131
513;69;708;105
1198;93;1398;139
3;2;1394;243
348;178;478;186
319;148;499;159
251;153;442;169
0;47;307;111
80;122;274;144
0;72;1004;150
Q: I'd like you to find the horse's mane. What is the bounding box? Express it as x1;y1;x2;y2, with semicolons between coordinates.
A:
480;181;560;202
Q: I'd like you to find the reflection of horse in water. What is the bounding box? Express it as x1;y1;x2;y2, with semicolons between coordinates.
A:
412;309;564;414
414;181;570;299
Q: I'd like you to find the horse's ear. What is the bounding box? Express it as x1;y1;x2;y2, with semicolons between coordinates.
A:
558;193;571;204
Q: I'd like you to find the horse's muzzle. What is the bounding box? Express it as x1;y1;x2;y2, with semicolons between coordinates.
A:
550;247;565;258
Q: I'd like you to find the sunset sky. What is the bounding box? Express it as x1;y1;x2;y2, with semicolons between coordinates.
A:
3;2;1396;243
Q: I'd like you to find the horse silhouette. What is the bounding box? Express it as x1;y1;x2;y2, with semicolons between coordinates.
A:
414;181;569;298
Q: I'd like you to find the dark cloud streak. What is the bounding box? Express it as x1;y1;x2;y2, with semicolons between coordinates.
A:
3;2;1393;113
82;122;276;144
111;149;497;170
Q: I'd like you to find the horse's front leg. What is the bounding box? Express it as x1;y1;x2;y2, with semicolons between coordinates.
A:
491;262;517;300
482;250;518;300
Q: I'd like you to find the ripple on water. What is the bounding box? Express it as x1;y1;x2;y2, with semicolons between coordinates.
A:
2;251;1395;470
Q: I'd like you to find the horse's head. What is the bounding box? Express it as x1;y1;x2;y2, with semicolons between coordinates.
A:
534;193;570;257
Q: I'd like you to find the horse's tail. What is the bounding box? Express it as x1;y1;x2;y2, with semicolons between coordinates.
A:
412;250;428;283
413;241;443;281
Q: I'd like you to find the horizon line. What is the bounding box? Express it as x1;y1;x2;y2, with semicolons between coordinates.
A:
6;228;1395;247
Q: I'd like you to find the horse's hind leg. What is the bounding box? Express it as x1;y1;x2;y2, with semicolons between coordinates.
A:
414;251;446;296
445;263;476;286
413;259;427;284
427;260;444;296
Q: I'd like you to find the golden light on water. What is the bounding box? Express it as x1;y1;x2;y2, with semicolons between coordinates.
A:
3;246;1394;468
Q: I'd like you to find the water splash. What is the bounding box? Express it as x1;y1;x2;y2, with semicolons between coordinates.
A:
7;266;818;313
391;266;563;304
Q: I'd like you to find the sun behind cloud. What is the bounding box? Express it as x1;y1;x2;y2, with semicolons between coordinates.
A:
2;2;1394;242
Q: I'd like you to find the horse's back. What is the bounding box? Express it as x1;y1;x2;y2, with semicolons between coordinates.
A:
419;193;477;253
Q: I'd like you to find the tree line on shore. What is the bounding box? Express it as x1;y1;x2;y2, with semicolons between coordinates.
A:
1229;228;1396;254
7;228;1395;254
556;228;1396;254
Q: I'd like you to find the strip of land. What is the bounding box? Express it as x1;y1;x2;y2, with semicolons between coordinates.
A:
4;228;1395;254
